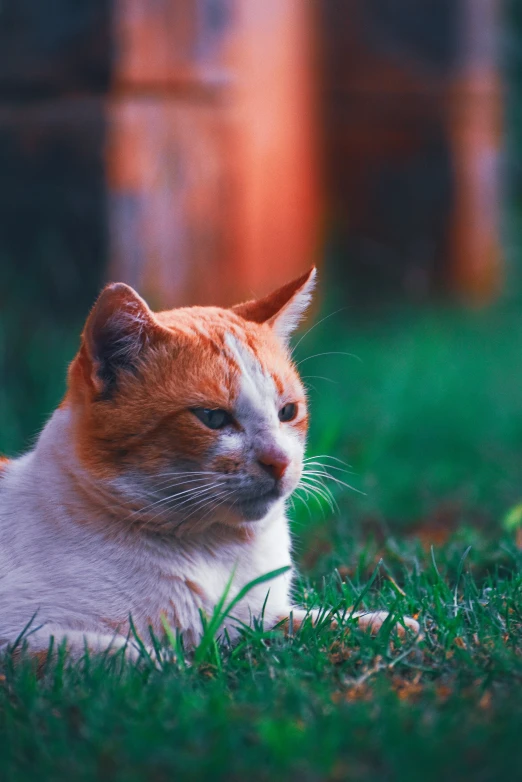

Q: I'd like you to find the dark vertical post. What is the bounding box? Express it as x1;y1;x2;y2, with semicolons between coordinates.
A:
320;0;501;302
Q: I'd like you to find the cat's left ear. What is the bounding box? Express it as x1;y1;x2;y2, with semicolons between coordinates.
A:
74;283;166;399
232;267;317;344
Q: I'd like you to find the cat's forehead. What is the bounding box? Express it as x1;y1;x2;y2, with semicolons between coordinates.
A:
155;305;299;397
157;306;279;362
157;305;253;342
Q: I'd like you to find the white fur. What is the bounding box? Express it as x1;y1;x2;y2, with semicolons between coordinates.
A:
0;404;419;659
0;407;296;658
224;333;304;485
271;268;317;343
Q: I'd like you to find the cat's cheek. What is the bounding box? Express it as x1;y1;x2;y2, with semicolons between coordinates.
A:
161;412;219;463
211;455;243;475
281;435;305;470
205;431;244;471
279;463;303;498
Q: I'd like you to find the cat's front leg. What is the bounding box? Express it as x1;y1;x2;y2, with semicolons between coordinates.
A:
10;626;151;665
278;608;420;637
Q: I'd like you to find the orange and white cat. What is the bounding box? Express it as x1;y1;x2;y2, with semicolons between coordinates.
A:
0;269;417;660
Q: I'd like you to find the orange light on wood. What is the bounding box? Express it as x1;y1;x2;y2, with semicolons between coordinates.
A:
106;0;321;309
447;0;503;303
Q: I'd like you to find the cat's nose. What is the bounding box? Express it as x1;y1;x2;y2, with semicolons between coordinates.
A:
257;451;290;481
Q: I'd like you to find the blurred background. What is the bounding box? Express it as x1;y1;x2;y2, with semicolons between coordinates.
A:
1;0;522;555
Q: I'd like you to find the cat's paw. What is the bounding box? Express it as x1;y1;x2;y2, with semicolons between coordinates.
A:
352;610;420;637
276;608;420;639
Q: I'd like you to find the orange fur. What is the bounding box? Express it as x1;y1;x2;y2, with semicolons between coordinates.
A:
185;579;207;601
65;293;308;504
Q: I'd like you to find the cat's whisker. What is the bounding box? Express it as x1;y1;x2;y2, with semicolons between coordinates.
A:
302;467;363;496
303;455;363;491
303;466;354;484
150;476;212;492
304;454;351;468
296;480;314;499
298;476;337;513
303;460;352;475
195;490;238;525
300;486;336;515
290;487;313;520
293;483;327;518
149;473;218;491
173;488;235;530
126;487;211;520
144;486;227;527
303;382;319;394
178;491;241;536
303;476;338;509
148;482;223;511
151;471;218;484
177;484;231;515
124;475;215;510
301;375;338;386
296;351;362;368
152;471;217;478
291;307;347;355
128;480;224;521
303;467;350;484
166;487;227;519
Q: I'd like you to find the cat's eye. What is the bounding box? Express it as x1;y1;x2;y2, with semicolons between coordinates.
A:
279;403;297;422
192;408;233;430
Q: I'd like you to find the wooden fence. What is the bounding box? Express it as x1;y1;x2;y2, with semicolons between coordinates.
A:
0;0;501;309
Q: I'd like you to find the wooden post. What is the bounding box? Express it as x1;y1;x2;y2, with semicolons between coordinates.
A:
448;0;502;301
320;0;502;302
0;2;320;312
107;0;321;308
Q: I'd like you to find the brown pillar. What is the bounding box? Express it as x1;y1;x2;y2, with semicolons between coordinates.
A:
448;0;502;302
320;0;502;302
107;0;321;309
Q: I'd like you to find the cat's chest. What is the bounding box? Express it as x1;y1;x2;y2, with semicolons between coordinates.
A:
140;522;293;637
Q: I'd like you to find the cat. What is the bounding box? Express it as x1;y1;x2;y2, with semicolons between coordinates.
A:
0;268;418;661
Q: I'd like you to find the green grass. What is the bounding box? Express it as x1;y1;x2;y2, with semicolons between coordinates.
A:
3;297;522;780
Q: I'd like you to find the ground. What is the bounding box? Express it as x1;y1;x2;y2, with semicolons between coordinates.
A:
2;292;522;780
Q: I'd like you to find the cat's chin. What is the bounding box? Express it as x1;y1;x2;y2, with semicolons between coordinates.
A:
218;490;285;525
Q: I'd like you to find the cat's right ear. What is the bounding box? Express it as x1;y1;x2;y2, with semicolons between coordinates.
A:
74;283;163;399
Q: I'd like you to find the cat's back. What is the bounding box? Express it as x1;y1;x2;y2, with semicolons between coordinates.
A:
0;453;33;527
0;455;11;537
0;445;146;642
0;451;41;520
0;451;54;573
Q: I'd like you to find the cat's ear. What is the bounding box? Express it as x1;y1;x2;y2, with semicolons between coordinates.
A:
78;283;164;398
232;267;317;344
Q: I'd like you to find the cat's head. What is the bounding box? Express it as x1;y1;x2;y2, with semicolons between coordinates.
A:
66;268;316;533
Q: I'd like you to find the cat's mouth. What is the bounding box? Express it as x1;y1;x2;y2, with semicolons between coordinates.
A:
233;486;284;521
